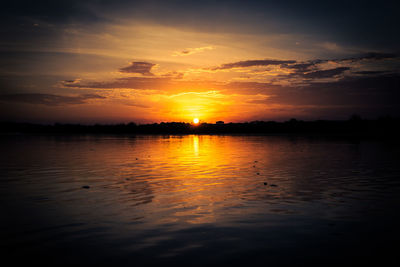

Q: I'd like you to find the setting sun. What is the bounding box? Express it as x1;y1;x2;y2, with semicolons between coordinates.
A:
193;118;200;124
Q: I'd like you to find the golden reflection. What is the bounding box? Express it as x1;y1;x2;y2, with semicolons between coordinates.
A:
135;135;275;225
86;136;288;225
193;135;199;156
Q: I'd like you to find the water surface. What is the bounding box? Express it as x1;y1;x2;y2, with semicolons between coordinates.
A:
1;135;399;266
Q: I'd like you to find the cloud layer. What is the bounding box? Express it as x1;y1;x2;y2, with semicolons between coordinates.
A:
210;59;297;70
55;52;400;120
0;93;105;106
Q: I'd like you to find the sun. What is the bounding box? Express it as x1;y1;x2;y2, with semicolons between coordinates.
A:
193;118;199;124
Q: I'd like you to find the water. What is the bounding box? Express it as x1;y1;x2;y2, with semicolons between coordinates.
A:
1;135;400;266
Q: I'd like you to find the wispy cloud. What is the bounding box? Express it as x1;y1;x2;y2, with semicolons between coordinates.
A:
300;67;350;79
161;71;184;79
172;46;214;56
340;52;398;62
209;59;297;71
0;93;106;106
63;77;171;90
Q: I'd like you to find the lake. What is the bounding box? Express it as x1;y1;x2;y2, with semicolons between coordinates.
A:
1;135;399;266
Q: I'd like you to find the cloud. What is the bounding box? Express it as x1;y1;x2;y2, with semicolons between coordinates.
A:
0;93;105;106
63;77;171;90
280;53;398;75
282;60;326;72
353;71;389;75
357;52;398;60
119;62;156;76
172;46;214;56
301;67;350;79
63;76;274;95
248;74;400;108
62;61;396;98
59;53;400;121
335;52;398;63
210;59;297;70
284;62;316;72
161;71;184;79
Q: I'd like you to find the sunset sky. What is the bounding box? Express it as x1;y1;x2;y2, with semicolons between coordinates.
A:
1;0;399;123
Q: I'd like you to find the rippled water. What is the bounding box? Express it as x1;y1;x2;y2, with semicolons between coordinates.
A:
1;135;400;266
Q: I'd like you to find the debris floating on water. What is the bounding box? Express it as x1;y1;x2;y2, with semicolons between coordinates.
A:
82;185;90;189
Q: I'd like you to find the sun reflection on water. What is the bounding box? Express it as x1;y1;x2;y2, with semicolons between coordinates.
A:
193;135;199;156
3;135;400;266
4;135;387;229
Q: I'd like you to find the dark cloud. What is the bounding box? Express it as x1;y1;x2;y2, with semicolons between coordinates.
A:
63;77;170;90
1;1;104;25
249;74;400;108
301;67;350;79
281;53;398;77
63;76;274;94
277;53;399;80
1;1;399;52
284;62;317;72
342;52;398;62
119;62;156;76
353;71;389;75
0;93;105;106
211;59;296;70
281;59;327;73
63;76;224;95
362;52;397;60
210;53;397;74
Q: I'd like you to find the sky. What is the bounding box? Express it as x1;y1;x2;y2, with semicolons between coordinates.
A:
0;0;399;123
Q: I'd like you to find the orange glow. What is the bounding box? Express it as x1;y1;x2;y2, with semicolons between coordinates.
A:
4;23;310;124
5;22;361;124
89;135;276;225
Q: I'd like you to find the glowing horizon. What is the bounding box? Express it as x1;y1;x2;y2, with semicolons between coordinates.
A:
0;1;399;123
